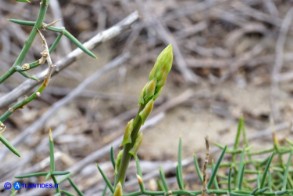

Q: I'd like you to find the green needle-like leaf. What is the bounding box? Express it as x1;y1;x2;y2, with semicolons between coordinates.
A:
9;19;96;59
260;152;274;189
208;146;227;189
176;138;184;189
233;118;244;162
102;186;108;196
52;171;70;176
68;178;84;196
9;19;35;26
110;146;116;170
236;151;245;190
257;172;261;189
49;129;56;173
250;187;259;195
193;154;203;183
176;165;184;190
49;33;63;53
159;167;168;192
15;171;48;178
19;71;39;81
0;135;20;157
60;190;74;196
63;29;96;58
282;151;292;191
97;164;114;193
228;167;232;193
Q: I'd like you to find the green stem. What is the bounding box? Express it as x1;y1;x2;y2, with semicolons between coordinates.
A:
0;77;48;122
0;67;16;83
115;106;143;186
0;0;49;83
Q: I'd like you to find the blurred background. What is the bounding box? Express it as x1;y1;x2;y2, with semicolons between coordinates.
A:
0;0;293;195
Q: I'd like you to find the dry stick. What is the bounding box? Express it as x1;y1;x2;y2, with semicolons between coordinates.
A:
38;30;55;84
231;1;282;27
270;8;293;122
154;20;200;83
174;21;208;40
185;52;293;69
0;11;139;108
163;0;222;22
210;7;248;27
0;54;129;160
221;41;264;81
263;0;279;17
202;136;210;196
135;0;199;83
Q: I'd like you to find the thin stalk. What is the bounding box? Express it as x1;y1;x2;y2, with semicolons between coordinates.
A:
115;107;143;185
